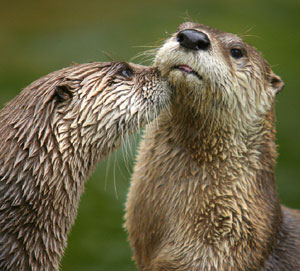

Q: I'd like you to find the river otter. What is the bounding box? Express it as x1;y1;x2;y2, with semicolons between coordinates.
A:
125;22;300;270
0;61;170;271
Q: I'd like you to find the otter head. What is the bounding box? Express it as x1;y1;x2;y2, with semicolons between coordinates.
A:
154;22;284;126
1;61;170;177
52;62;170;161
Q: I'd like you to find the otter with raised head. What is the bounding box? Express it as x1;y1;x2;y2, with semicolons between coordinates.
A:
0;61;170;271
125;22;300;270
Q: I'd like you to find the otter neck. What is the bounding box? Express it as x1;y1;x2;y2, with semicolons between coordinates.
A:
169;94;279;174
0;113;111;270
159;97;282;266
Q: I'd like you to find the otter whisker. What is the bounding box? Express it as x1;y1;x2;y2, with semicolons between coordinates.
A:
124;130;135;168
112;150;119;200
129;48;159;63
119;127;131;175
132;39;165;49
101;51;115;62
104;153;112;191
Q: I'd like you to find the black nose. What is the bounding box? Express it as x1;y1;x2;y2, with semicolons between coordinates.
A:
177;29;210;51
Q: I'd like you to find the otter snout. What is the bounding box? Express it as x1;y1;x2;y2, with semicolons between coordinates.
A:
177;29;210;51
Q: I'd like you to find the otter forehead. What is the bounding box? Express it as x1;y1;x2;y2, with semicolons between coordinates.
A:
178;22;224;36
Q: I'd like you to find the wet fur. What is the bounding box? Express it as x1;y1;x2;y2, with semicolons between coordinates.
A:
0;62;169;271
125;22;300;270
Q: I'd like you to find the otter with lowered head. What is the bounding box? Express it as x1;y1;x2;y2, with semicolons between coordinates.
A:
125;22;300;270
0;61;170;271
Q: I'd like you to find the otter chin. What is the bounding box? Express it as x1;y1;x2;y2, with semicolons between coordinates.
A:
172;65;202;81
167;65;203;96
125;22;300;271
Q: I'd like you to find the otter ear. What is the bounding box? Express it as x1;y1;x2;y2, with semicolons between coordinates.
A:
270;73;284;95
54;85;73;102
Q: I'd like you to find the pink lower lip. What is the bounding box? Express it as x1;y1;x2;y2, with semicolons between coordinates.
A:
177;65;193;73
173;65;202;80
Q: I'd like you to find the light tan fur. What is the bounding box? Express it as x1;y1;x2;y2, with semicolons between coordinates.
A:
125;22;300;271
0;61;170;271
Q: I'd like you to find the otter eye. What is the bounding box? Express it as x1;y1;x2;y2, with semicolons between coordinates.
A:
230;48;243;59
120;69;133;78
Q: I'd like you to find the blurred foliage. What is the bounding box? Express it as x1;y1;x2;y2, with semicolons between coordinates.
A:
0;0;299;270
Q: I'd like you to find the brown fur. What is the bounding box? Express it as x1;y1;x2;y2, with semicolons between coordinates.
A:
125;22;300;270
0;62;170;271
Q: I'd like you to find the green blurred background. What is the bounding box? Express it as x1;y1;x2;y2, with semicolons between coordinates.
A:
0;0;299;270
